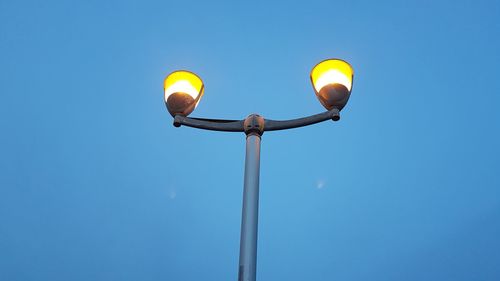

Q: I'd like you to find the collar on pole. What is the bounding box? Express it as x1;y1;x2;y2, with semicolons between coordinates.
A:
244;114;265;136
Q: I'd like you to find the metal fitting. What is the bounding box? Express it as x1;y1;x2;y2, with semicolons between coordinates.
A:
244;114;265;136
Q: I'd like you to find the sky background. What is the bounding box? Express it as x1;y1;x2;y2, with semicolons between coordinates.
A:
1;0;499;280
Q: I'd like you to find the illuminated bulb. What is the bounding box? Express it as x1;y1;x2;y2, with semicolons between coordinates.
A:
164;80;199;100
314;69;352;92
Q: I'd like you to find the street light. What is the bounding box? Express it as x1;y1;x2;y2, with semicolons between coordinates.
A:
164;58;354;281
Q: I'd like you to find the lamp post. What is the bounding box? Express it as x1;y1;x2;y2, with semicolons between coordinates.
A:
164;59;354;281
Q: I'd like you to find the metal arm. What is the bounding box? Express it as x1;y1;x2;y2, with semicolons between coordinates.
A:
173;115;245;132
173;108;340;133
264;108;340;131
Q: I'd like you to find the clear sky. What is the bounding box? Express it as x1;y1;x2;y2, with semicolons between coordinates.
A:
1;0;499;280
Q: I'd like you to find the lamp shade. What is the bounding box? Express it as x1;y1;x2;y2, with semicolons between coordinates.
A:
310;59;354;111
164;70;204;117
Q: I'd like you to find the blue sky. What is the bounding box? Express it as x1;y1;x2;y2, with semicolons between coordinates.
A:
1;0;499;280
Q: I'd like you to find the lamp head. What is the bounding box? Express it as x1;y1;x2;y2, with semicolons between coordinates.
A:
310;59;354;111
164;70;204;117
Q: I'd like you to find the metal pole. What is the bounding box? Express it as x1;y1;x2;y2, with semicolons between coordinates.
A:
238;133;261;281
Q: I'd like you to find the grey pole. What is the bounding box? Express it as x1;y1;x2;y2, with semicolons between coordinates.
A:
238;132;262;281
173;111;343;281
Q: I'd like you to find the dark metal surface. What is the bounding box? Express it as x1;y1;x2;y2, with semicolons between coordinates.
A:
264;108;340;131
317;84;350;111
173;115;245;131
243;114;265;136
173;108;341;133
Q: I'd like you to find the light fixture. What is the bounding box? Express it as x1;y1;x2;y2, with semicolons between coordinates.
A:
310;59;354;111
164;70;204;117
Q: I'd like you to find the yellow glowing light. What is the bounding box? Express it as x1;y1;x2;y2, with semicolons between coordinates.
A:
311;59;353;93
164;70;204;102
165;80;198;99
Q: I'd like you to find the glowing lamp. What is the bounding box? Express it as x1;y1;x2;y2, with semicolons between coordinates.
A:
164;70;204;116
310;59;354;111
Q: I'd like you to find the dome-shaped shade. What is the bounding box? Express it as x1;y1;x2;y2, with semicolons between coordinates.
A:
164;70;204;116
310;59;354;110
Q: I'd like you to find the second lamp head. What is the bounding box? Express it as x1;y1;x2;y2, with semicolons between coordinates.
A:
310;58;354;111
